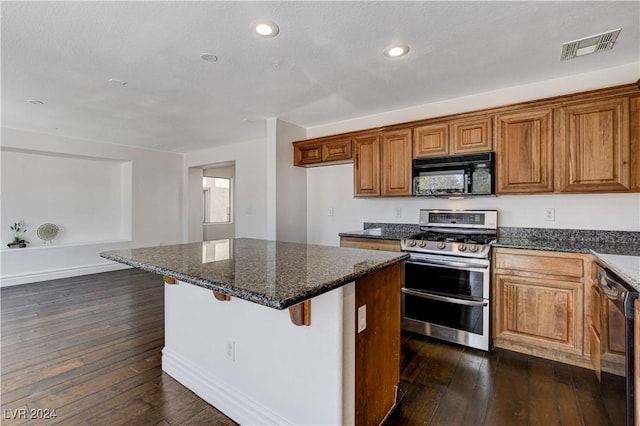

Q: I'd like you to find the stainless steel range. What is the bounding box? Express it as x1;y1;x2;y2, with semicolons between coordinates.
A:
401;209;497;351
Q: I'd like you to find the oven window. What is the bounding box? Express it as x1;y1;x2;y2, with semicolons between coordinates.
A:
404;295;484;335
414;170;465;195
404;262;485;299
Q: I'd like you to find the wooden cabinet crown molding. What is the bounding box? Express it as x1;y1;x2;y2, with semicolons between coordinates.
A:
292;82;639;153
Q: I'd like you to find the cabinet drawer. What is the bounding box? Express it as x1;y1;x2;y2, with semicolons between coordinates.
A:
494;249;585;280
340;237;401;252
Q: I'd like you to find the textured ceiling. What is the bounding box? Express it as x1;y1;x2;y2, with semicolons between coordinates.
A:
2;1;639;153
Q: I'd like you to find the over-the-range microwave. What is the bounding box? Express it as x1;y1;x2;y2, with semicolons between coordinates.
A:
412;152;495;197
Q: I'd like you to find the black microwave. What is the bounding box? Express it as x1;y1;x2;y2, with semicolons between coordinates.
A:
412;152;495;197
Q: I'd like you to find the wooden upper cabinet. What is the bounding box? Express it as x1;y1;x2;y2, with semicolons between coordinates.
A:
451;117;493;154
413;117;492;158
293;137;352;167
322;138;352;163
413;123;449;158
556;97;631;192
496;109;554;194
293;142;323;166
353;134;381;197
381;129;413;196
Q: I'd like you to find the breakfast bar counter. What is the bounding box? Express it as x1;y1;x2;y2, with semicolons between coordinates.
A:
101;238;408;425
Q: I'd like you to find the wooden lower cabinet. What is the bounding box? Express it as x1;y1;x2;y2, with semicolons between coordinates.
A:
340;237;401;252
493;248;591;367
355;264;401;426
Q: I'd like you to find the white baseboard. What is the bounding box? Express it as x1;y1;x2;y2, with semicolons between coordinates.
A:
162;348;292;426
0;263;131;287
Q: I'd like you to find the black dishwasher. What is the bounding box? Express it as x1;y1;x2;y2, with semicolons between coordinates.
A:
597;265;639;426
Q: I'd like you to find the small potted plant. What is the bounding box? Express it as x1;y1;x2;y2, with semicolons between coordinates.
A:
7;221;29;248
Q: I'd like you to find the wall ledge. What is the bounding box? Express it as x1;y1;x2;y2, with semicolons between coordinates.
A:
0;262;130;287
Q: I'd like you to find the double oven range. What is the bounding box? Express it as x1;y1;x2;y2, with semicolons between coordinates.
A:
401;209;497;351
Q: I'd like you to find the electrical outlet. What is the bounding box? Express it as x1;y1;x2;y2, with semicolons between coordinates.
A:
545;208;555;221
395;207;402;218
226;340;235;362
245;207;252;215
357;305;366;333
328;207;334;217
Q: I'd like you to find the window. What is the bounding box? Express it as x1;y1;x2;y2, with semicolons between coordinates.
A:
203;177;231;223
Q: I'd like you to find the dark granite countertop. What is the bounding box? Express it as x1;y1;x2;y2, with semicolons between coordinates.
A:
101;238;409;310
338;228;410;241
493;237;640;256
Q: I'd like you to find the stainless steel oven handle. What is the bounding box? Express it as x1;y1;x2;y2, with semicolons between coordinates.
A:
402;288;488;307
406;258;489;270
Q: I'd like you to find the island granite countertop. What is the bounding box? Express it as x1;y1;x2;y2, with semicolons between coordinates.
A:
101;238;409;310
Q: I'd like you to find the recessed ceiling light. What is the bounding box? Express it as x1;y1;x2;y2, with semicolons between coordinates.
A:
200;53;219;63
254;20;279;38
28;100;44;104
108;78;127;86
384;44;410;58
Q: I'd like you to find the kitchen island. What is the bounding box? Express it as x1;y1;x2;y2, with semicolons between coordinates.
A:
101;238;408;426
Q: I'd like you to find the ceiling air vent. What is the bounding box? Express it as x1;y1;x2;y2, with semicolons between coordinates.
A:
560;28;621;61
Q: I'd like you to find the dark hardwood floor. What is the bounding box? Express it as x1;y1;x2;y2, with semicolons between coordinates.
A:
1;270;624;425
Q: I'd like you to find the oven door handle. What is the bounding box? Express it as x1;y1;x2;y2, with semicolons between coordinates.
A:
402;288;488;307
406;258;489;270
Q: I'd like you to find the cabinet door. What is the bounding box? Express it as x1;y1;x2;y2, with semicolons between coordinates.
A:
495;109;554;193
353;134;381;197
293;142;323;166
556;97;630;192
413;124;449;158
323;138;352;163
494;274;584;356
381;129;412;196
450;117;493;154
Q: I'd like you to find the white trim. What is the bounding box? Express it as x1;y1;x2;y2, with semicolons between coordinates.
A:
162;348;293;426
0;262;131;287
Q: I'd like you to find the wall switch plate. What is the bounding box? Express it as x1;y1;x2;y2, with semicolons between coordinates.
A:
245;207;252;215
328;207;334;217
395;207;402;218
357;305;366;333
545;208;555;221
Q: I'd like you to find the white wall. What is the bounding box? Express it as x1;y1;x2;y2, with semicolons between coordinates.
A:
184;139;268;240
273;119;308;243
305;63;640;247
0;127;184;286
2;149;131;244
163;280;349;425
